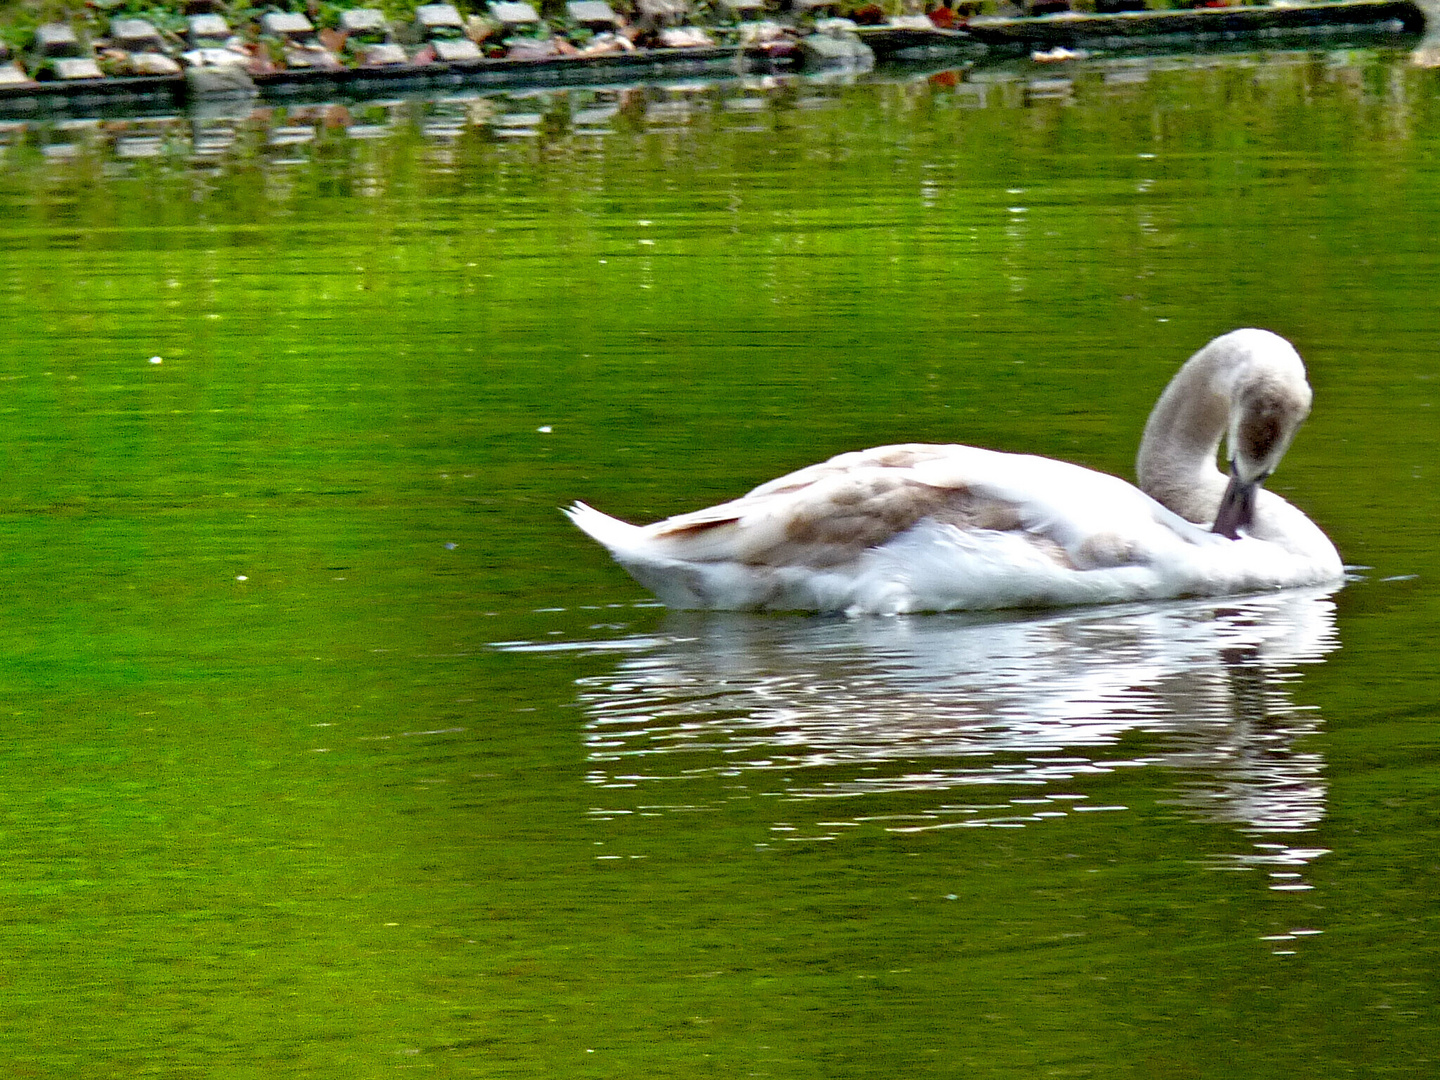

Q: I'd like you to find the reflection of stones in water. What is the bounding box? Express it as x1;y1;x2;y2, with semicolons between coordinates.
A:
570;588;1339;851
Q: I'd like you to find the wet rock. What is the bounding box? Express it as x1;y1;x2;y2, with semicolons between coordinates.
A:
798;30;874;67
739;19;794;43
185;61;256;96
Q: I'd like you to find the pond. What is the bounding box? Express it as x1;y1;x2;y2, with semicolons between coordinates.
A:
1;46;1438;1077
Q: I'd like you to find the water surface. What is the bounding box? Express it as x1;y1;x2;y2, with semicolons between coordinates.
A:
2;47;1439;1077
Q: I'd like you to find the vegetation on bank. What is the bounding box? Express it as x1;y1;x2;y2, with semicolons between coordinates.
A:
0;0;791;51
0;0;1393;61
1;4;419;54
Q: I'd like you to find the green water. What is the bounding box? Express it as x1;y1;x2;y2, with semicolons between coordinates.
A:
2;51;1439;1076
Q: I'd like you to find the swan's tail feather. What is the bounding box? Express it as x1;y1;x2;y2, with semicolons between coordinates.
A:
566;501;716;607
564;501;646;555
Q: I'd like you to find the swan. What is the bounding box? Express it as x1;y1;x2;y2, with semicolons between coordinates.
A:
565;328;1343;614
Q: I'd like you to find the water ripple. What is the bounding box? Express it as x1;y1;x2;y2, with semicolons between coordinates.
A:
504;587;1340;912
567;589;1336;830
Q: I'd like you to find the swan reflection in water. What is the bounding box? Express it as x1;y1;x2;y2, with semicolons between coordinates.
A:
543;587;1340;888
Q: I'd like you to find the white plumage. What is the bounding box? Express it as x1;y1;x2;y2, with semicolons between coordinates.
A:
566;329;1343;614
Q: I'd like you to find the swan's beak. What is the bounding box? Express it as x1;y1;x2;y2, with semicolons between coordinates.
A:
1212;462;1262;539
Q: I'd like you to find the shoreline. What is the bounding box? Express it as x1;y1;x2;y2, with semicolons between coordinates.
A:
0;0;1424;116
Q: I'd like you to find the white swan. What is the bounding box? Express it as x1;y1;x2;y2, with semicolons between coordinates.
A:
565;328;1343;614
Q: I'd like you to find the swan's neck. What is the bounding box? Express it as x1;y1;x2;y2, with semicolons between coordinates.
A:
1136;346;1235;524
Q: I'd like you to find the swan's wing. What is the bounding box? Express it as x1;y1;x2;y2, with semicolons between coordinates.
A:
568;443;1339;612
634;443;1210;571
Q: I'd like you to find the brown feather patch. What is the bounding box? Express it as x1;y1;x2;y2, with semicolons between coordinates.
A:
654;516;740;538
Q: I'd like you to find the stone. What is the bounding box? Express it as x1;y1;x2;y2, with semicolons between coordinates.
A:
491;2;542;26
636;0;687;23
187;14;231;45
36;24;83;58
433;38;483;61
506;37;560;58
110;19;166;50
340;9;389;34
416;4;466;32
260;12;315;38
798;31;873;65
568;1;621;28
284;44;342;69
185;62;256;96
129;51;184;75
361;43;408;65
53;57;104;80
658;25;712;45
181;47;249;68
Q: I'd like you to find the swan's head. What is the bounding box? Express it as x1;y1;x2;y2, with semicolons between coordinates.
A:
1213;331;1313;539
